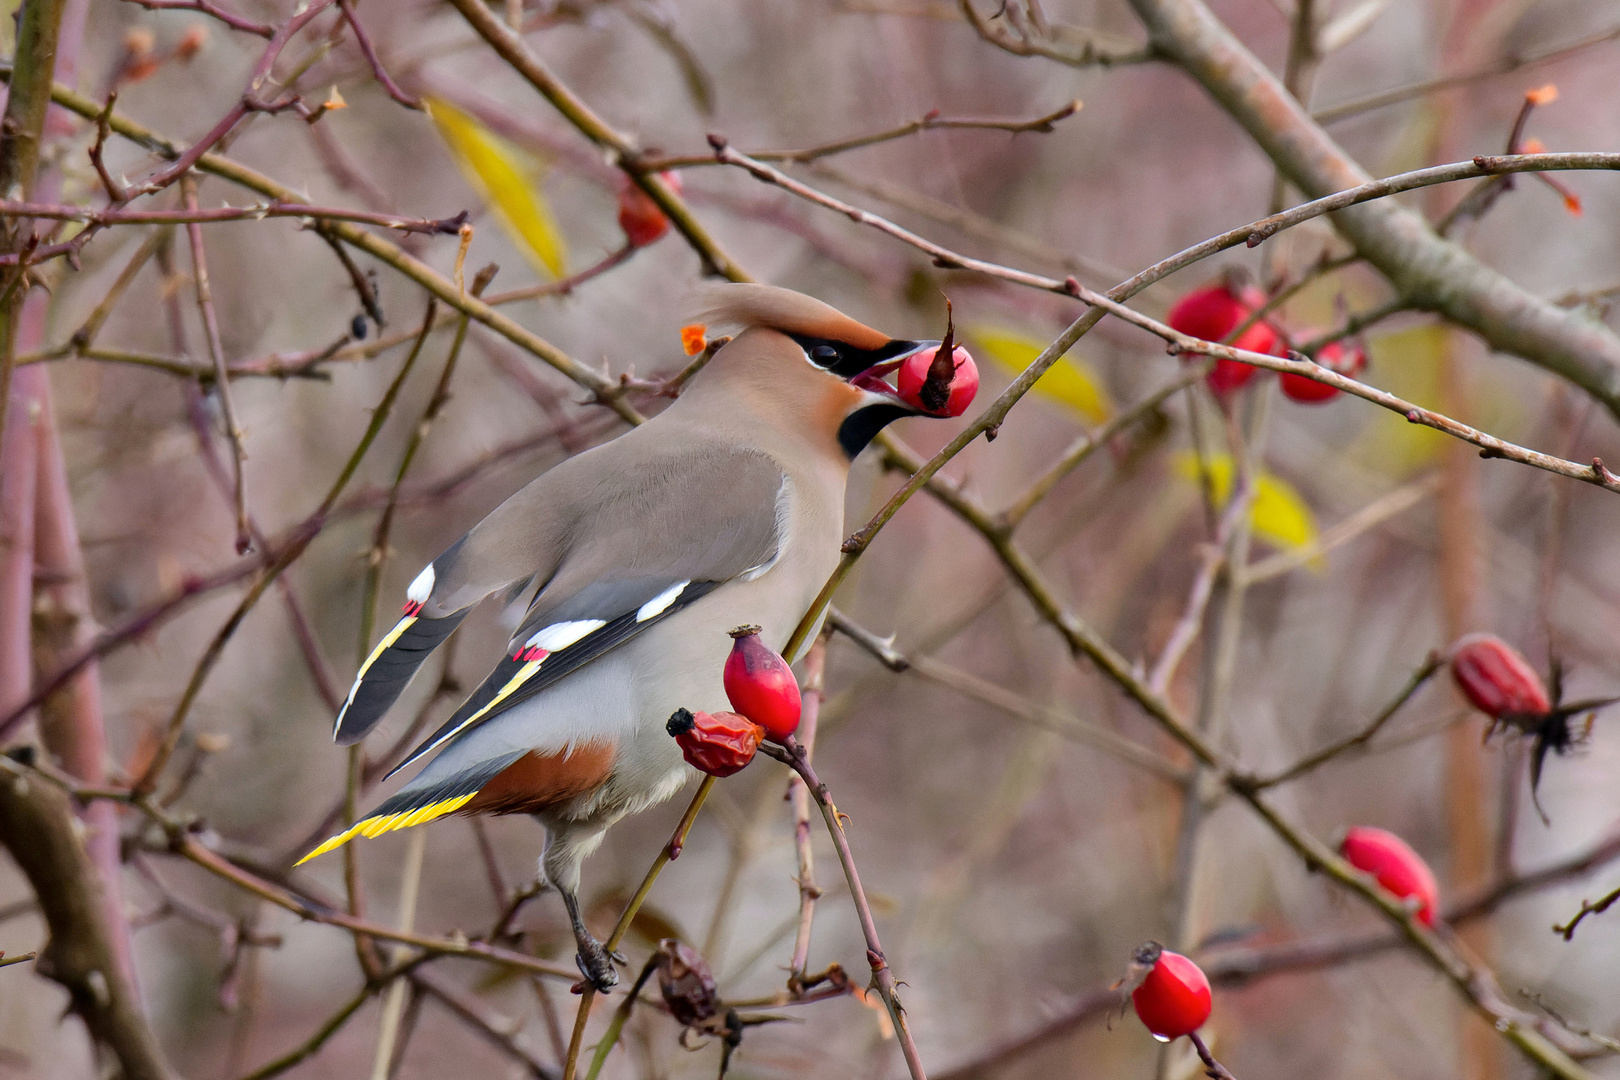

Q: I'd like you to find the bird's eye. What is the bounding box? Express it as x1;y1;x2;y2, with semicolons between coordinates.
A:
809;344;840;368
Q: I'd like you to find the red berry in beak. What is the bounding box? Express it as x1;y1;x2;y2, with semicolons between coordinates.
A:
666;708;763;777
1130;943;1211;1040
1339;826;1440;926
1166;282;1286;396
897;344;979;417
723;625;801;741
1279;334;1366;403
1449;633;1551;719
617;171;682;247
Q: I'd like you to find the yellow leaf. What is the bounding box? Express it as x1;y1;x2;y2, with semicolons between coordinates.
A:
968;325;1112;424
425;96;567;279
1174;453;1319;553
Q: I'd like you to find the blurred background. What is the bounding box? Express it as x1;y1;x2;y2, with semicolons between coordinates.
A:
2;0;1620;1077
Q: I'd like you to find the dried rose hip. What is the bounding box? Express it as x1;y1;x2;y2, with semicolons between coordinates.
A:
723;625;801;741
1279;336;1367;403
1130;942;1211;1040
897;344;980;418
1450;633;1551;719
667;708;763;777
1166;282;1285;396
656;939;720;1027
1340;825;1440;926
617;171;682;247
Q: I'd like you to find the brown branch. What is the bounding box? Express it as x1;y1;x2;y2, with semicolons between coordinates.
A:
1252;653;1444;788
0;198;469;235
786;637;827;993
182;174;252;554
172;832;577;980
337;0;421;110
958;0;1154;66
1121;0;1620;416
718;146;1620;496
130;306;437;798
0;0;66;486
760;737;929;1079
443;0;752;283
1553;885;1620;940
413;969;558;1078
1312;22;1620;124
131;1;339;197
0;759;176;1080
644;101;1083;170
122;0;274;38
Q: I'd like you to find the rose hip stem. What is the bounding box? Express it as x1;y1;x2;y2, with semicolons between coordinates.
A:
1189;1032;1238;1079
758;735;929;1080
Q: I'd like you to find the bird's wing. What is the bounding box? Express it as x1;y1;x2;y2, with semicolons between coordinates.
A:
386;444;788;777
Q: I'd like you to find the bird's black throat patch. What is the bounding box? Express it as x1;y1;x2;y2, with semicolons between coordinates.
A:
838;403;912;459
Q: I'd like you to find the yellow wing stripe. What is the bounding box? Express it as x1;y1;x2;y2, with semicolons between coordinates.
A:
357;616;417;680
418;659;544;757
294;792;476;865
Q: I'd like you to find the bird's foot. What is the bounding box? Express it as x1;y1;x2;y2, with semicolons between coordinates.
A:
571;936;621;993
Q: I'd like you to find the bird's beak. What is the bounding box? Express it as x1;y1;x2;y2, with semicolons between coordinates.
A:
849;340;940;407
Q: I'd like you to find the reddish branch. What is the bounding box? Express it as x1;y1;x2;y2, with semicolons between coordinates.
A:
0;761;175;1080
759;736;930;1080
123;0;274;38
337;0;421;110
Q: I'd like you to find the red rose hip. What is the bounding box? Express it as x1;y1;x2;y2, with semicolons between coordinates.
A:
1340;826;1440;925
897;344;980;418
1166;282;1285;396
1449;633;1551;719
723;625;801;741
1279;336;1366;403
617;171;682;247
667;708;763;777
1130;943;1211;1040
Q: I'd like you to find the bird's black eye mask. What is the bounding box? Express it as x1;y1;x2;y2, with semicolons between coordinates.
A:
788;333;922;380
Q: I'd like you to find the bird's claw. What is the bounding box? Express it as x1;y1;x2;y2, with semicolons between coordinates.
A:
573;939;620;993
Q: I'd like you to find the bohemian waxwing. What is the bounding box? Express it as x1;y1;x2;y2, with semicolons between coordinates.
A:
300;284;950;990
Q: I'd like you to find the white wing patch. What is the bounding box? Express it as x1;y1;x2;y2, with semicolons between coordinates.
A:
527;619;606;652
636;581;690;622
407;565;435;603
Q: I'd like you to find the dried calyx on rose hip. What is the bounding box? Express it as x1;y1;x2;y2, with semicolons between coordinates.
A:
723;625;801;741
666;708;763;777
1448;633;1620;821
1166;278;1287;397
1127;942;1211;1041
617;170;682;247
1279;334;1367;404
1339;826;1440;926
896;300;979;418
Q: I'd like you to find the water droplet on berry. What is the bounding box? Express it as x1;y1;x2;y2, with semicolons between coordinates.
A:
1151;1033;1171;1044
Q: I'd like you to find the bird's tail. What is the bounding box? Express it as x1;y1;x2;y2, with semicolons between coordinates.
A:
295;752;522;864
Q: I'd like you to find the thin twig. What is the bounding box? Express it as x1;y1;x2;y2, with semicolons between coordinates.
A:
787;637;827;992
338;0;421;109
562;777;716;1080
760;737;929;1079
0;199;467;235
642;100;1083;169
182;174;251;554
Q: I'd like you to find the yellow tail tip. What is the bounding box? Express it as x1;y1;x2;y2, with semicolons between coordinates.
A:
292;794;478;865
